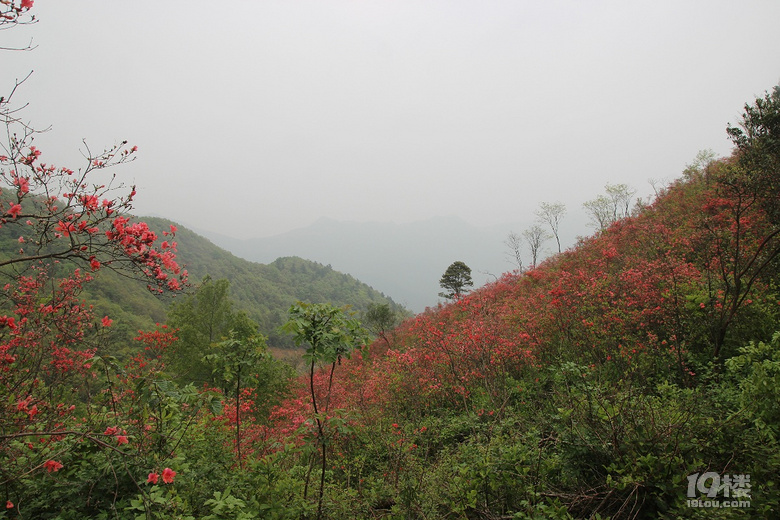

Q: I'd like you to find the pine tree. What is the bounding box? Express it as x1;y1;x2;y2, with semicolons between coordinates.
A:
439;261;473;300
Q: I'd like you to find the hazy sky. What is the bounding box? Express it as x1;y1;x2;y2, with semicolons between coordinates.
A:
5;1;780;239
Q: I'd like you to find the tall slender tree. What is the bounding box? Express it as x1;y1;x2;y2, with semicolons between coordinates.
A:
504;232;524;270
166;276;256;384
536;202;566;253
282;302;367;520
523;224;550;269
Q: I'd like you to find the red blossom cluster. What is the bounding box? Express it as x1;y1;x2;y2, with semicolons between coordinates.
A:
0;265;107;483
0;0;33;25
1;267;97;384
132;325;178;362
43;459;62;473
105;219;185;292
147;467;176;484
1;141;187;293
103;426;129;445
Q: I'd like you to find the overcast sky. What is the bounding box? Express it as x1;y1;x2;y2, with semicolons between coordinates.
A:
4;1;780;239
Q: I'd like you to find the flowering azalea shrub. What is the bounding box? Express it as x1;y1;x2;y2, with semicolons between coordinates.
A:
0;145;192;512
0;37;193;514
0;140;187;293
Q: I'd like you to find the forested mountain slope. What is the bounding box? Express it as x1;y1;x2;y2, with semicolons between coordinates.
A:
143;217;405;346
0;212;404;349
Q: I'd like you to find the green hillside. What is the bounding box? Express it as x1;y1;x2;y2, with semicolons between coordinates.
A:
1;212;405;350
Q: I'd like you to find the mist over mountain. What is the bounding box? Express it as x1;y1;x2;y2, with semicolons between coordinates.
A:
198;215;584;312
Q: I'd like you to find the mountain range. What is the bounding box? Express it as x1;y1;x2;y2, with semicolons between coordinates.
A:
196;216;516;312
193;213;591;312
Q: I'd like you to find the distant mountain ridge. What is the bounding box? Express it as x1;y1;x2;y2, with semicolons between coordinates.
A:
198;216;529;312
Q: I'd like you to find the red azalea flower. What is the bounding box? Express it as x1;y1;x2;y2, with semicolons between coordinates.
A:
147;472;159;484
7;203;22;219
101;316;113;327
116;435;128;445
44;460;63;473
55;220;76;237
6;501;13;509
162;467;176;484
0;316;16;329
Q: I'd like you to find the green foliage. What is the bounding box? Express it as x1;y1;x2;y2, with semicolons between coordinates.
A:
205;333;279;465
363;302;399;338
206;334;264;391
283;302;368;365
727;83;780;193
167;276;255;384
726;332;780;440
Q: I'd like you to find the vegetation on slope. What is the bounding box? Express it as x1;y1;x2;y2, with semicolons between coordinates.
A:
232;85;780;518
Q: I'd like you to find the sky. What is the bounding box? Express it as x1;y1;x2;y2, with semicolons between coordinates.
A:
4;0;780;239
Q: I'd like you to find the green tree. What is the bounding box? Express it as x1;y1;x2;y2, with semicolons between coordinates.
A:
363;302;400;346
582;183;637;231
700;84;780;358
166;276;257;384
439;261;474;300
205;333;266;468
727;83;780;221
282;302;368;520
